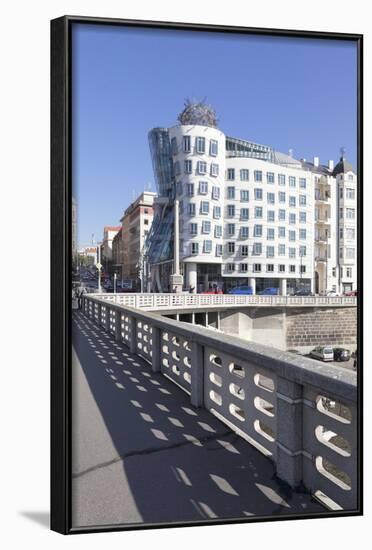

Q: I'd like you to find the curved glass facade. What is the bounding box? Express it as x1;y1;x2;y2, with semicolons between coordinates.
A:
148;128;173;198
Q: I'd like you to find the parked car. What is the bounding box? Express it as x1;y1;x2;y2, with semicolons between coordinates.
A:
258;287;279;295
202;289;223;294
326;291;339;297
309;346;334;362
293;288;314;296
345;290;358;296
228;285;253;295
333;347;351;362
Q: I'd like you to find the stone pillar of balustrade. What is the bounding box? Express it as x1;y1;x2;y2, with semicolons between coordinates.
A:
190;342;204;407
151;326;161;373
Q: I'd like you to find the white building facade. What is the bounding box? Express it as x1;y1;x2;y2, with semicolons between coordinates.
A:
148;103;357;295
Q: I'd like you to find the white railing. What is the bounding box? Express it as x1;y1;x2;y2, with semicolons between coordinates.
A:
82;295;358;512
89;292;357;311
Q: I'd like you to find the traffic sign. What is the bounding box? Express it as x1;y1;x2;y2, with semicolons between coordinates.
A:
95;262;102;270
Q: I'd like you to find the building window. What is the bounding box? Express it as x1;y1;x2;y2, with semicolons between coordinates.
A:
227;204;235;217
348;174;354;181
202;220;211;234
199;181;208;194
215;225;222;238
267;228;275;240
227;168;235;181
299;245;306;257
339;247;343;259
227;186;235;199
227;263;235;272
176;181;183;195
212;186;220;200
210;163;219;177
278;174;286;186
278;226;286;238
227;223;235;236
240;169;249;181
267;264;274;272
299;228;306;240
254;206;263;219
240;226;249;239
240;208;249;220
183;135;191;153
197;161;207;175
289;265;296;273
278;244;285;256
267;192;275;204
289;213;296;224
254;224;263;237
253;263;262;272
299;178;306;189
191;242;199;255
171;137;178;155
254;188;263;200
339;187;343;199
299;195;307;206
241;245;249;257
267;210;275;222
144;219;149;225
196;137;206;154
213;206;221;219
346;248;355;259
300;265;306;274
279;209;286;220
240;263;248;273
289;247;296;258
188;203;196;216
216;244;223;256
289;196;296;207
346;227;355;239
279;264;285;272
346;188;355;200
289;230;296;241
210;139;218;156
190;223;198;235
240;190;249;202
184;159;192;174
266;246;275;258
267;172;275;184
174;160;181;175
299;211;306;223
203;240;212;253
346;208;355;219
279;191;286;203
289;176;296;187
339;227;344;239
339;207;344;219
253;242;262;255
254;170;263;182
186;183;194;196
200;201;209;214
346;267;352;277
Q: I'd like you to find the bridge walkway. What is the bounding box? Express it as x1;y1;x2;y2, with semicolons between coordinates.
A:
72;311;324;528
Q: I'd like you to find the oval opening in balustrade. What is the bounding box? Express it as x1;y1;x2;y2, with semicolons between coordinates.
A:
183;356;191;368
162;344;169;355
254;419;275;442
254;396;275;417
184;372;191;384
254;373;274;393
183;340;191;352
229;383;245;400
315;426;351;457
209;372;222;387
209;354;222;368
171;350;180;362
210;390;222;406
172;365;180;376
229;403;245;422
316;396;352;424
172;335;180;347
229;363;245;379
162;357;169;369
315;456;351;491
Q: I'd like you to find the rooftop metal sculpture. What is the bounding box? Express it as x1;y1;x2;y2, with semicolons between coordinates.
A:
178;98;218;128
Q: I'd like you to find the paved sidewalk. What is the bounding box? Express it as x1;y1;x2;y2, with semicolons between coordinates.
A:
72;311;324;528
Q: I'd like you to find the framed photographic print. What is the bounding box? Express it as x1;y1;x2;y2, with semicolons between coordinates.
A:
51;15;363;534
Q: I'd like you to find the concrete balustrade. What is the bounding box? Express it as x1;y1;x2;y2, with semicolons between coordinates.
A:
82;294;358;512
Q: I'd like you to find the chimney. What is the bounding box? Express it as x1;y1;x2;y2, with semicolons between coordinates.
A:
328;159;334;171
313;156;319;167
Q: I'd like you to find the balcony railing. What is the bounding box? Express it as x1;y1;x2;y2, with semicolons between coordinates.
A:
82;295;358;512
90;293;357;311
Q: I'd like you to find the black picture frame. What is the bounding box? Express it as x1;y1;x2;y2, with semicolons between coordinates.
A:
51;15;363;535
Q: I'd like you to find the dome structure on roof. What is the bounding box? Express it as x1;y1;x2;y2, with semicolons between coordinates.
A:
178;99;218;128
333;155;355;176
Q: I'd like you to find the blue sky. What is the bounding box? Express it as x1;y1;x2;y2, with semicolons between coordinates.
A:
72;23;357;247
